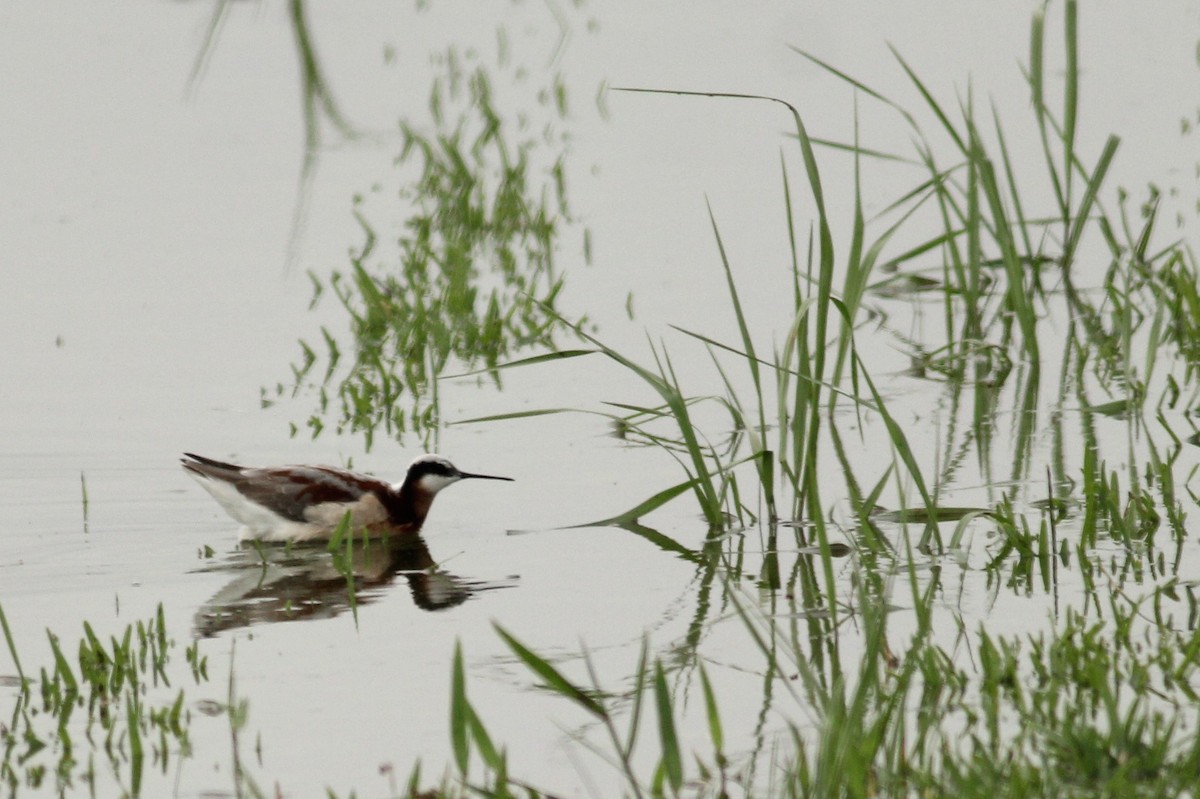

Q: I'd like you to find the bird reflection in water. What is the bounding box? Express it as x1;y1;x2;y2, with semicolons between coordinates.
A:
191;526;516;637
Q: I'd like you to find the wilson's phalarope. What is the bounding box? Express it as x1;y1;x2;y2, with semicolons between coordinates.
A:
182;452;513;542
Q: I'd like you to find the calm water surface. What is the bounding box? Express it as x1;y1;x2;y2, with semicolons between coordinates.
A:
2;2;1200;795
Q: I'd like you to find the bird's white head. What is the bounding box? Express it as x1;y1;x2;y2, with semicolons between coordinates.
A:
399;454;513;497
404;454;464;495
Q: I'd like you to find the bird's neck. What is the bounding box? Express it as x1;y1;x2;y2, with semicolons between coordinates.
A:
385;481;434;527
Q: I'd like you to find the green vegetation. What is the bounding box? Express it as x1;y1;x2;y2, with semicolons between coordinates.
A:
412;0;1200;796
0;604;208;797
273;30;582;450
434;579;1200;798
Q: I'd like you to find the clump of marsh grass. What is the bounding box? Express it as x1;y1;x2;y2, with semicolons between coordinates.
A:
423;543;1200;799
434;0;1200;797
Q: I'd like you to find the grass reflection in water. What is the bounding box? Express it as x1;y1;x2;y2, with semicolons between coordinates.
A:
278;42;581;450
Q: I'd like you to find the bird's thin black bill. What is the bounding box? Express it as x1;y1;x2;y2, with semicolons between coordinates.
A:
461;472;514;481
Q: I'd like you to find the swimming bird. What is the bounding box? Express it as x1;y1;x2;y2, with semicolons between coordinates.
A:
182;452;513;542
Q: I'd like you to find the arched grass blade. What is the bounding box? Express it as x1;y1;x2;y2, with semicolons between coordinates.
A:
493;624;605;718
564;476;696;525
442;348;598;380
450;407;577;425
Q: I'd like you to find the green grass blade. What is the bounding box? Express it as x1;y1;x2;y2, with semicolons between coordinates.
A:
698;663;724;754
1064;135;1120;266
706;200;774;514
1030;6;1045;122
839;323;938;546
1028;3;1067;214
668;325;865;407
653;661;683;792
991;103;1036;261
871;232;962;276
785;44;918;130
623;637;650;758
976;143;1040;362
707;201;760;386
887;44;966;154
48;632;78;695
836;97;867;383
450;407;577;425
442;348;597;379
0;603;25;689
127;695;144;795
465;703;500;771
804;136;915;164
566;476;700;529
493;624;605;717
1063;0;1078;213
551;315;723;523
450;641;470;775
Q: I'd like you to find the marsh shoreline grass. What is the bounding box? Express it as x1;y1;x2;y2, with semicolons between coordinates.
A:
429;0;1200;796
